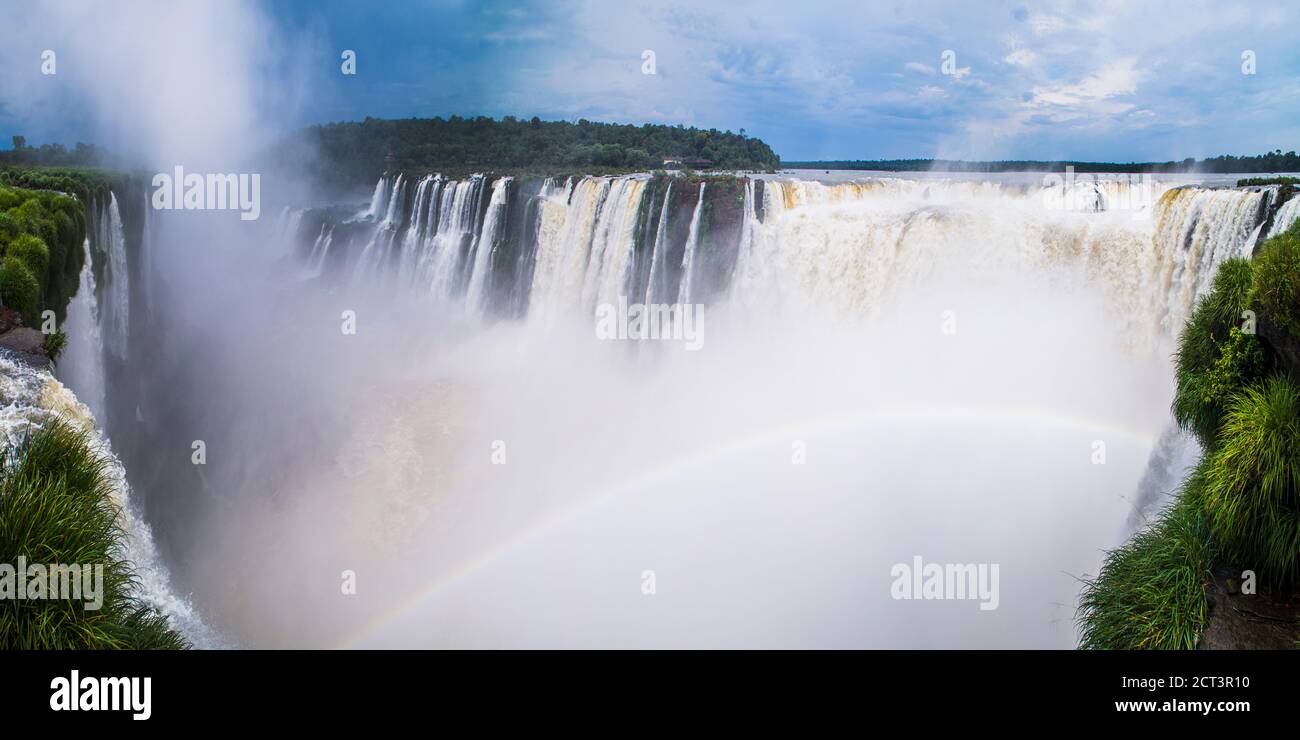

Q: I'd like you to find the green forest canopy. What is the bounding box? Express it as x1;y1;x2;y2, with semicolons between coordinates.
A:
282;116;783;184
784;151;1300;173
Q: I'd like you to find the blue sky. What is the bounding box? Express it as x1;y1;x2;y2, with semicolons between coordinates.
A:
4;0;1300;162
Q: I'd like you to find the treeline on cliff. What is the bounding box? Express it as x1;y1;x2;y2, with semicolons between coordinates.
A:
785;149;1300;174
0;168;103;335
281;116;781;188
0;138;108;168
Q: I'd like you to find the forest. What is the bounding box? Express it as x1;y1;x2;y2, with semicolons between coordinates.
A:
785;150;1300;173
278;116;782;187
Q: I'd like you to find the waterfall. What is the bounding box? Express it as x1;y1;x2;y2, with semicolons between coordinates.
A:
677;184;706;305
354;173;407;280
102;193;130;356
645;181;673;304
4;356;221;647
465;177;513;312
1267;193;1300;239
56;239;108;424
426;176;486;299
530;177;613;320
579;176;648;312
300;172;1271;353
45;199;223;646
362;176;390;220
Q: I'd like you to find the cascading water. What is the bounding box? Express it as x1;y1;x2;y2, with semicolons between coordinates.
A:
677;184;705;305
101;193;130;356
1267;192;1300;239
645;181;673;305
57;239;108;424
465;177;512;312
46;193;223;648
293;172;1270;353
171;170;1285;648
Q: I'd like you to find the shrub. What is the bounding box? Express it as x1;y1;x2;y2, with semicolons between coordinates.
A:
0;256;40;326
0;187;20;211
1196;376;1300;585
7;233;50;294
1173;258;1265;447
0;212;18;246
1252;219;1300;340
43;330;68;363
0;421;187;649
1078;486;1214;649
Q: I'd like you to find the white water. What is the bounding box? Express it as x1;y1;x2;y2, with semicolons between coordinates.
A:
1268;193;1300;238
56;239;108;423
45;201;222;648
101;194;130;356
465;176;512;312
677;184;705;305
191;173;1273;647
645;181;673;304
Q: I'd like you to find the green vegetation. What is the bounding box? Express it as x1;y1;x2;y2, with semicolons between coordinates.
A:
1172;258;1268;449
1239;177;1300;187
1197;377;1300;586
0;176;91;327
786;150;1300;173
1252;221;1300;339
43;330;67;364
0;137;106;168
283;116;781;188
0;257;41;327
1079;224;1300;648
0;421;187;649
1078;490;1214;649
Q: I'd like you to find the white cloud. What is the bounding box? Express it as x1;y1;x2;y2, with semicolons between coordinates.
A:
905;61;936;75
1028;59;1141;108
1004;49;1037;66
1027;13;1067;35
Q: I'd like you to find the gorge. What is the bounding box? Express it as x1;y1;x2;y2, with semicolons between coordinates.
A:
22;167;1295;648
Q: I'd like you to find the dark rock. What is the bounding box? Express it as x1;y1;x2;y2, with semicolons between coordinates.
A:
1199;564;1300;649
0;306;22;335
0;327;46;355
1257;310;1300;380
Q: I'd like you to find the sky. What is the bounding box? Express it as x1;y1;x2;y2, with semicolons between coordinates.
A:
2;0;1300;162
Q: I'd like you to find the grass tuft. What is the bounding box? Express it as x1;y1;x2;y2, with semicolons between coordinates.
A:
1173;257;1267;448
0;421;187;649
1196;375;1300;586
1078;484;1214;649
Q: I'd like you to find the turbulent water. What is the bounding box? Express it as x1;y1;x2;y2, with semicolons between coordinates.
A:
22;193;223;648
36;172;1294;648
296;173;1280;352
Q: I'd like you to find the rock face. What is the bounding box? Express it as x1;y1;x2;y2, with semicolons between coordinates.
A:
0;307;21;336
0;315;52;370
1258;311;1300;380
1199;565;1300;649
0;327;45;355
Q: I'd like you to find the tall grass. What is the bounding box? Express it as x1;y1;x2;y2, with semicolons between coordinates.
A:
1196;376;1300;586
1252;220;1300;339
1173;257;1266;449
0;421;186;649
1077;484;1214;649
